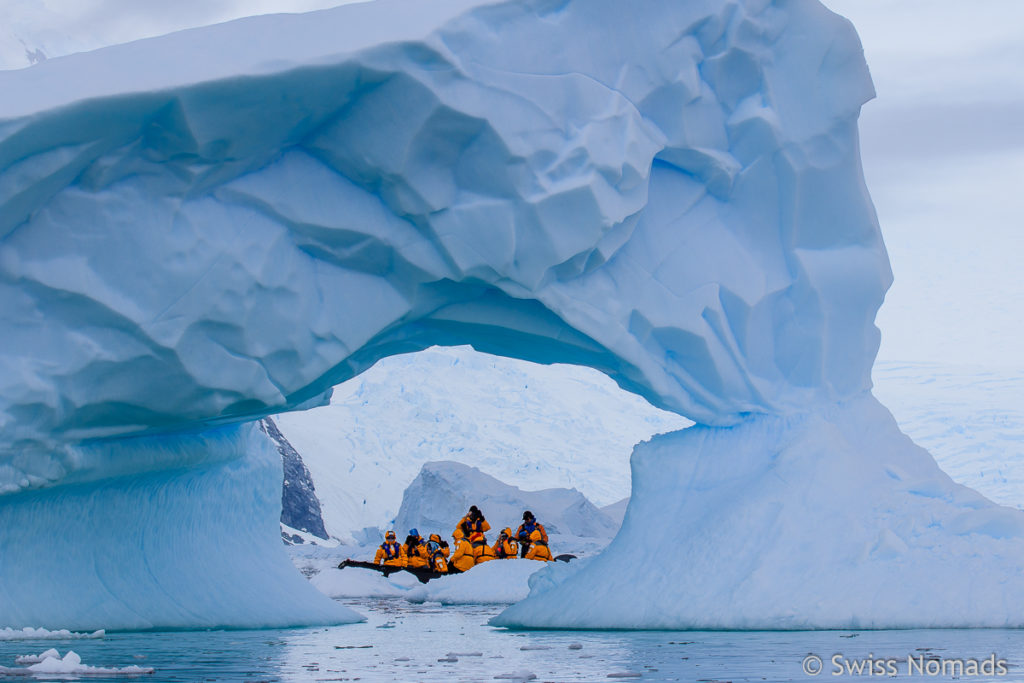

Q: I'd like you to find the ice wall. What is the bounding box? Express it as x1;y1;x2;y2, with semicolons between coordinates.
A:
496;396;1024;629
0;424;359;630
2;0;1017;629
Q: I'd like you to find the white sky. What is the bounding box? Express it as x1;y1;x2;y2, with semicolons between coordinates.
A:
3;0;1021;368
823;0;1024;367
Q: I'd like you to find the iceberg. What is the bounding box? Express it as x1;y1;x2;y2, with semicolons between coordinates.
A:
394;461;620;542
1;0;1019;629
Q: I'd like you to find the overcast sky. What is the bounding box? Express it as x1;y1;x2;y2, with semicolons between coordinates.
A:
822;0;1024;368
3;0;1021;368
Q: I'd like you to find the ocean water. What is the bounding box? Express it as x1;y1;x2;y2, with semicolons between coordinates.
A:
3;600;1023;682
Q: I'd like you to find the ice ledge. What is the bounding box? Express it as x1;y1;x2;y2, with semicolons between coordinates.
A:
494;394;1024;629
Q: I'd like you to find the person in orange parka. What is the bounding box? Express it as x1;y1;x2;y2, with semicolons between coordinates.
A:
374;530;406;567
404;529;430;569
524;528;553;561
427;533;450;559
493;528;519;559
453;505;490;540
470;531;496;564
515;510;548;558
426;534;450;573
449;533;476;572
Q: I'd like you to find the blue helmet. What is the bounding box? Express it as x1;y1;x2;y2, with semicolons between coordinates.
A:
409;528;419;537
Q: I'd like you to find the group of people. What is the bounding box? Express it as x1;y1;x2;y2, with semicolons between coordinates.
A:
374;507;553;574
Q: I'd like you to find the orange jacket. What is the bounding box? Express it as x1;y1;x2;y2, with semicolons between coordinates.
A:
494;529;519;559
374;541;406;567
450;538;476;572
472;537;497;563
524;529;552;561
515;521;547;546
429;550;449;573
405;540;430;569
428;534;450;559
453;515;491;540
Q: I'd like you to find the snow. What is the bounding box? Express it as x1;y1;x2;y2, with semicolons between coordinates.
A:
0;0;1007;631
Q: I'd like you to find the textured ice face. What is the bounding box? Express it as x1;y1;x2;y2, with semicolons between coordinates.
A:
0;0;900;630
0;0;887;490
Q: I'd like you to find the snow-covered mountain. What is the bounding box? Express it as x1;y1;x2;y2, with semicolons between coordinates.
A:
273;346;688;541
393;460;619;541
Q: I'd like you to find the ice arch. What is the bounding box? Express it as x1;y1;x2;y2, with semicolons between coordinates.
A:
2;0;1023;630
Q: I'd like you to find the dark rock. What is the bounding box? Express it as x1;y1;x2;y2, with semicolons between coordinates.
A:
260;417;329;542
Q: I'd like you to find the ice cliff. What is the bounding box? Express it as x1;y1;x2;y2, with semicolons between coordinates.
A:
3;0;1023;630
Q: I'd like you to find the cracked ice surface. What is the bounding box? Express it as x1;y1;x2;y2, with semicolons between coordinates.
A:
0;0;885;475
4;0;1014;631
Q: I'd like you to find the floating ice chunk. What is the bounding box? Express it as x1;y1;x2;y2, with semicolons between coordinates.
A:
415;560;545;605
14;648;60;664
0;627;104;641
494;672;537;681
311;565;411;599
1;649;157;676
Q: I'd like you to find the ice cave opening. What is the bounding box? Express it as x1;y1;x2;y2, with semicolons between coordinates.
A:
270;344;692;547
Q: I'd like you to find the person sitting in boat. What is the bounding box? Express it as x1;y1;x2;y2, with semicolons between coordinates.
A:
524;528;553;561
493;527;519;559
515;511;548;558
453;505;490;540
427;533;450;559
470;531;496;564
374;530;406;567
426;534;450;573
404;529;430;569
449;532;476;572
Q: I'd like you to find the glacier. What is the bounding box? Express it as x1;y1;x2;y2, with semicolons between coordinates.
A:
2;0;1022;630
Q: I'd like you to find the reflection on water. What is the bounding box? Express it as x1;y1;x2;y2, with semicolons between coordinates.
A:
2;599;1023;681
